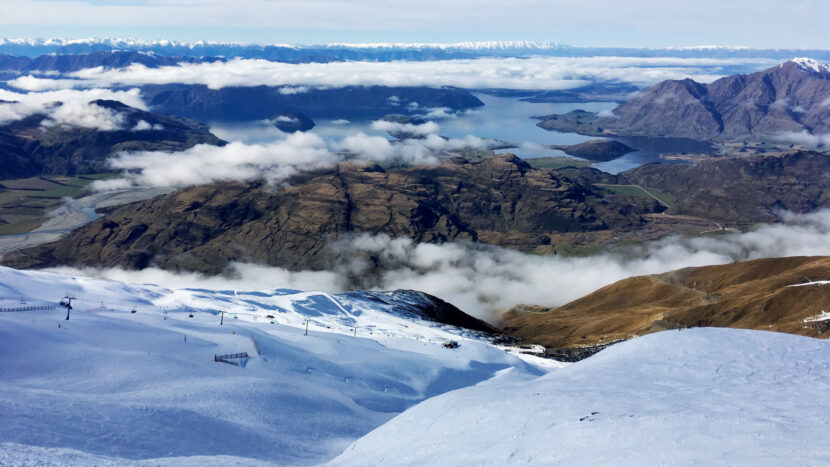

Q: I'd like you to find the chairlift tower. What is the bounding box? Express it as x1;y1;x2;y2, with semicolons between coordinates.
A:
60;294;77;320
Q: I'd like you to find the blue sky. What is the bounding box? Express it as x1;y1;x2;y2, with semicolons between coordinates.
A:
2;0;828;48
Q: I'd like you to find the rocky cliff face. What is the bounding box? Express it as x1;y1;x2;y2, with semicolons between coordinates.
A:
539;59;830;142
0;99;223;179
1;154;662;273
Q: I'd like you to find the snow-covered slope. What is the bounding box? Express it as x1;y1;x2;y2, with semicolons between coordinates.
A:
0;266;543;465
332;328;830;466
4;264;829;465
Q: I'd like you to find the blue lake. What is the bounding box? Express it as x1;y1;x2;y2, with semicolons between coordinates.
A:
212;93;706;174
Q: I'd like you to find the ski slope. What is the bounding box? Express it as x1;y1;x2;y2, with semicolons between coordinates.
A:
3;265;830;465
332;328;830;466
0;266;545;465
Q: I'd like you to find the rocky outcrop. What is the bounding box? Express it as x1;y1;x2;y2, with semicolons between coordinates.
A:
1;154;663;273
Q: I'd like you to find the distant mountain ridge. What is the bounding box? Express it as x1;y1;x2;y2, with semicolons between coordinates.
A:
2;37;830;61
0;51;216;73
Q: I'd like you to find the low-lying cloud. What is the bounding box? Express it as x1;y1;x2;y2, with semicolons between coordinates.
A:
7;56;777;92
47;263;343;295
0;87;147;131
774;130;830;147
370;119;439;137
93;121;499;190
50;209;830;322
93;132;338;190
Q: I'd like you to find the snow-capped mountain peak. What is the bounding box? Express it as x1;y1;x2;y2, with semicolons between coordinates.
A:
322;40;569;50
790;57;830;73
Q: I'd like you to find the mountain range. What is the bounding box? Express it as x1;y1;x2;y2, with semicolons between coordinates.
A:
8;149;830;275
538;59;830;142
2;38;830;61
0;51;217;75
0;154;663;274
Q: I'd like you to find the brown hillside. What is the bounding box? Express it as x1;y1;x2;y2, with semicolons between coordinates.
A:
1;154;662;274
501;256;830;349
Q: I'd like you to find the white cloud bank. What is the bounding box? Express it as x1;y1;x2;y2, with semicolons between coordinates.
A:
0;88;147;131
93;121;499;190
370;119;439;137
7;56;776;92
774;130;830;147
49;209;830;322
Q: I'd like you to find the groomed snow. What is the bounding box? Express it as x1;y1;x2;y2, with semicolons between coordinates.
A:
332;328;830;466
0;266;543;465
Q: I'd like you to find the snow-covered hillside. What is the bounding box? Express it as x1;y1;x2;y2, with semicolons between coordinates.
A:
332;328;830;466
3;265;829;465
0;266;544;465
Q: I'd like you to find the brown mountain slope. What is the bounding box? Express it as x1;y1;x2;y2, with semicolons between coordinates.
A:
622;150;830;223
0;99;224;180
1;154;663;274
501;256;830;349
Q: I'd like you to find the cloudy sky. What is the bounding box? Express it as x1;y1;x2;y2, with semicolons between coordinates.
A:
1;0;827;48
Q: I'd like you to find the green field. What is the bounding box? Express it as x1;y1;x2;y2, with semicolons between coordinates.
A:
595;184;677;209
0;174;119;235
